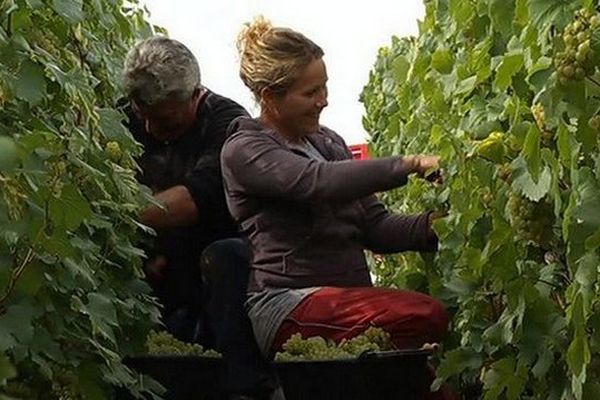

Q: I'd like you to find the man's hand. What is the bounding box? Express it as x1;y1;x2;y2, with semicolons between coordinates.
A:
145;255;168;282
140;185;199;229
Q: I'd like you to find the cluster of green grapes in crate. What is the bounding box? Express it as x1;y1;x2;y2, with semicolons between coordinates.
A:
275;327;394;361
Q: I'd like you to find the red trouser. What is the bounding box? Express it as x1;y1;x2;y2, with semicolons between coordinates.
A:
272;286;456;400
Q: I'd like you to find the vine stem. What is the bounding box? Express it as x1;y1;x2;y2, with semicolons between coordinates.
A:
537;278;562;289
586;75;600;89
0;221;44;316
0;247;36;315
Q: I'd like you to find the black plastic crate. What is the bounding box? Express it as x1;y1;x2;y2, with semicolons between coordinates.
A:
117;349;431;400
275;349;430;400
117;356;226;400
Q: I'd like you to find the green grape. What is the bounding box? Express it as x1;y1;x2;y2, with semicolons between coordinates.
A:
362;327;394;350
146;330;222;357
275;327;394;361
531;103;546;131
588;115;600;130
507;193;555;247
50;366;81;400
1;381;35;399
556;9;599;84
105;141;122;162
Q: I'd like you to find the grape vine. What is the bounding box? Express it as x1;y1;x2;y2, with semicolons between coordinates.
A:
362;1;600;398
0;1;165;399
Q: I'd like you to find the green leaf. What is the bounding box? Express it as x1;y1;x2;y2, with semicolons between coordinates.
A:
0;137;18;172
77;362;105;400
48;184;92;230
493;53;524;92
489;0;515;37
514;0;529;26
431;49;454;74
566;295;591;377
97;108;132;142
391;55;410;83
52;0;85;24
574;252;598;290
521;123;541;181
14;261;43;296
0;302;41;348
570;169;600;254
456;76;477;96
83;292;119;343
531;346;554;379
437;347;483;378
528;0;576;31
0;353;17;385
511;158;552;201
13;60;47;105
25;0;44;8
557;122;580;168
482;357;527;400
449;0;476;26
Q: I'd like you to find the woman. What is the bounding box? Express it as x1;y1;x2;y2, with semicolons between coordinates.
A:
222;17;453;399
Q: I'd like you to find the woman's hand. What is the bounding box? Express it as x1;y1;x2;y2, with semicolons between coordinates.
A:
405;155;442;182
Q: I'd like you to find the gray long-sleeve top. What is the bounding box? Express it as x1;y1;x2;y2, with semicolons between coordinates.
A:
221;117;436;292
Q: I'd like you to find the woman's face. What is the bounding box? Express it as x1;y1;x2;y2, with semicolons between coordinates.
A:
266;58;328;140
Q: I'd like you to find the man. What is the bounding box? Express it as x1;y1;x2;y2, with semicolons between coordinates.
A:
121;36;281;400
121;36;246;340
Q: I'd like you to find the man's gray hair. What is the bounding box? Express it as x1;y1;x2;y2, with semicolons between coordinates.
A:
122;36;201;106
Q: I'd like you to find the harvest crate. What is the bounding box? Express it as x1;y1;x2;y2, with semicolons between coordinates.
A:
117;349;431;400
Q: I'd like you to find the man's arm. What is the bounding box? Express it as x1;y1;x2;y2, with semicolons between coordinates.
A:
140;185;199;229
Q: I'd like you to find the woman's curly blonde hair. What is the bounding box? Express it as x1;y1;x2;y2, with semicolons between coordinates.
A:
237;16;324;100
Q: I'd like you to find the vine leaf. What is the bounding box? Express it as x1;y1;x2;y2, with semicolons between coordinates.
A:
494;53;524;92
0;353;16;385
528;0;576;31
51;0;85;24
511;158;552;201
13;60;46;105
521;123;542;181
48;184;92;230
0;137;18;172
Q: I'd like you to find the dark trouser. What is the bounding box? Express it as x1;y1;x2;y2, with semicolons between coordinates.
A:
201;238;279;397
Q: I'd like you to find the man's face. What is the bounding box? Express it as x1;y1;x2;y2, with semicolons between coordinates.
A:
269;58;328;140
132;89;201;141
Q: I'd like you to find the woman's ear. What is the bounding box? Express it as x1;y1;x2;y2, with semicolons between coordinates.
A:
260;87;279;117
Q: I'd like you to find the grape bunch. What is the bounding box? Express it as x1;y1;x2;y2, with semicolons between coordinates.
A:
146;330;221;357
531;103;546;131
497;163;512;182
1;381;36;399
507;193;555;247
359;326;394;350
531;103;555;142
105;141;122;162
588;114;600;131
555;9;600;85
274;327;394;361
50;366;81;400
47;160;67;197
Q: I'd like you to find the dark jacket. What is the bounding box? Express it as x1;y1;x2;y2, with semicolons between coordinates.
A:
125;91;249;313
221;117;436;292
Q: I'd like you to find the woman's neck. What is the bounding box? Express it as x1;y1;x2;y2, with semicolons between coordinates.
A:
259;112;303;144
